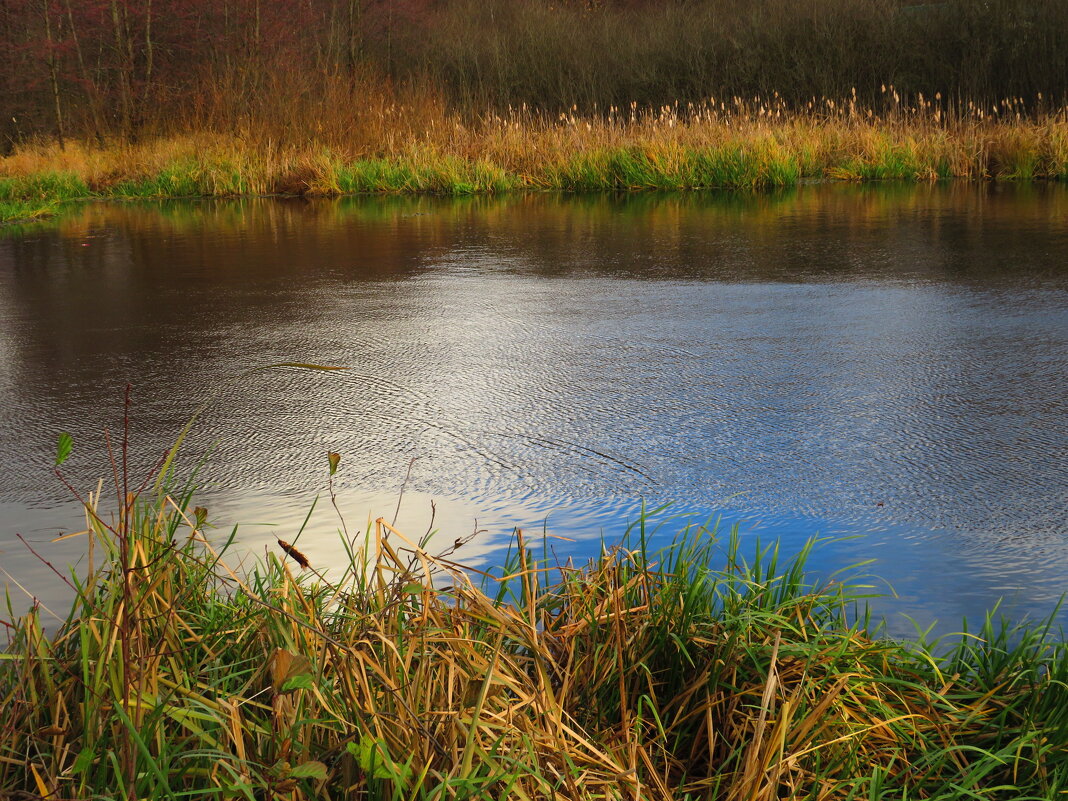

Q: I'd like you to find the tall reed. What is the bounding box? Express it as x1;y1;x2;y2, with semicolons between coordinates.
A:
1;94;1067;222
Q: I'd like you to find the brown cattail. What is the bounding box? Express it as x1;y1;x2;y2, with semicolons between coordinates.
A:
277;539;310;569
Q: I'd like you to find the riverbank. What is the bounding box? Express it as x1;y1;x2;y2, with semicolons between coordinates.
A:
3;482;1067;799
3;104;1067;223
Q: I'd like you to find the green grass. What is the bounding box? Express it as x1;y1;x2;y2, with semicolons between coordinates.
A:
104;159;261;198
2;463;1067;799
0;199;56;223
106;161;213;198
0;171;89;202
322;154;520;194
535;144;804;191
0;172;89;223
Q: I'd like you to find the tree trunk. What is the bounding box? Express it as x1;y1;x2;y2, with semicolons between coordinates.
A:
347;0;362;75
111;0;133;136
142;0;154;105
41;0;65;148
65;0;107;140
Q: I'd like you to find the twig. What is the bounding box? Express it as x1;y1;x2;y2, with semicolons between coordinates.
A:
392;456;417;527
15;533;77;594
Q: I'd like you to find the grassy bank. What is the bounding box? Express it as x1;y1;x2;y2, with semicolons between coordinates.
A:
0;174;68;223
3;479;1067;799
0;200;54;224
2;99;1067;223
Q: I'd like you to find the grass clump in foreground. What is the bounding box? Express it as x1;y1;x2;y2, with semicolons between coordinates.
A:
3;482;1068;800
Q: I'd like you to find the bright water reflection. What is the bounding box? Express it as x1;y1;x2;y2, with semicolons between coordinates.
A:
1;184;1066;636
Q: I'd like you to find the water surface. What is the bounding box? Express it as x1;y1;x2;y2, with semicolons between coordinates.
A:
1;184;1066;635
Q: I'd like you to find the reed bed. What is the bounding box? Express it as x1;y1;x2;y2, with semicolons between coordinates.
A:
3;465;1068;799
1;95;1067;223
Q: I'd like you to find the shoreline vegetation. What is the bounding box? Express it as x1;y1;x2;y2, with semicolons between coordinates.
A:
6;0;1068;226
3;98;1067;224
3;478;1068;798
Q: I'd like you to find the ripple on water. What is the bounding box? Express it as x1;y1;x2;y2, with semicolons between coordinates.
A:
0;185;1066;634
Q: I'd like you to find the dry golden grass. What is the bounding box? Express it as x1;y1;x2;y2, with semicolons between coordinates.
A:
1;92;1066;218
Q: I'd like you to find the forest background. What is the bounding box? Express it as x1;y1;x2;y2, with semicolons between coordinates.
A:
4;0;1068;150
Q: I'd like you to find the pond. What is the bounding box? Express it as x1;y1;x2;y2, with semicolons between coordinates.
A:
1;183;1066;637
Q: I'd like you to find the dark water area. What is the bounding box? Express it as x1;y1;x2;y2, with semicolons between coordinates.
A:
1;184;1066;638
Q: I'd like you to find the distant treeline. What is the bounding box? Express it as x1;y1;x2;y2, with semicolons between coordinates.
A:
3;0;1068;147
